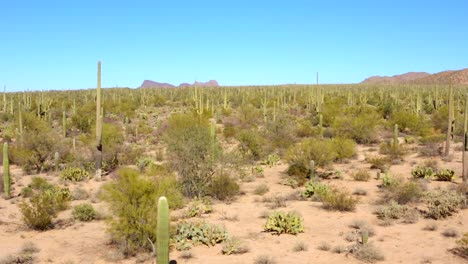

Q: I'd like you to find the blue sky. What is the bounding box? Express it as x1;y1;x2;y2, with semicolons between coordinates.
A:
1;0;467;91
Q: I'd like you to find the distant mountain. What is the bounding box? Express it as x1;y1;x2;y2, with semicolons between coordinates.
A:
362;69;468;85
140;80;219;88
362;72;430;84
140;80;175;88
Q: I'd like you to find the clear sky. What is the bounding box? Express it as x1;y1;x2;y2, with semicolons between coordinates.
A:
1;0;467;91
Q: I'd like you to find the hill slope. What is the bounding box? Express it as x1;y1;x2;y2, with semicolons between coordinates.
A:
362;69;468;85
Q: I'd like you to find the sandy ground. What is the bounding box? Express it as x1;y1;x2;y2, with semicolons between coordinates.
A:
0;142;466;264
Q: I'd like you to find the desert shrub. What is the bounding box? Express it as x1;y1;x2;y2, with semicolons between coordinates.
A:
285;138;340;184
10;125;61;174
72;187;89;200
165;113;219;197
302;181;331;200
433;169;455;182
352;169;371;181
353;188;368;196
442;228;459;238
254;255;277;264
0;241;39;264
223;123;237;139
354;243;385;263
72;203;96;221
331;137;356;160
424;189;466;219
236;129;265;161
366;156;390;172
254;184;270;195
263;211;304;235
136;157;154;172
208;173;239;201
377;200;410;219
185;199;213;217
292;241;308;252
262;153;280;167
317;241;331;251
380;173;403;188
174;221;229;250
19;177;72;230
101;167;184;254
60;167;90;182
19;193;57;230
379;142;406;159
332;106;381;144
411;167;434;179
455;233;468;257
385;181;424;205
322;189;358;211
221;237;249;255
390;111;431;136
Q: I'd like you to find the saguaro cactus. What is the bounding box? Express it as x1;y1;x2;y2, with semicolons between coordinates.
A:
393;124;399;148
157;196;169;264
54;152;60;173
445;85;454;157
464;93;468;183
62;111;67;137
309;160;315;180
3;143;10;199
96;61;103;180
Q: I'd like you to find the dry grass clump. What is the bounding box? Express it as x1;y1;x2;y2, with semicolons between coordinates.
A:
254;255;277;264
354;243;385;263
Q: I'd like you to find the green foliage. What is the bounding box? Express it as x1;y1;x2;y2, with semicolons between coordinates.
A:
19;193;56;230
424;190;466;219
411;167;434;179
332;106;381;144
221;237;249;255
174;221;229;250
322;189;358;211
352;169;371;181
366;156;390;172
456;233;468;257
302;181;331;200
263;211;304;235
19;178;71;230
156;197;170;264
208;173;239;201
377;200;410;219
72;203;96;221
331;137;356;160
390;111;431;136
60;167;90;182
262;153;280;167
236;129;265;161
101;168;183;254
165;113;219;197
185;199;213;218
381;173;403;188
433;169;455;182
387;181;424;205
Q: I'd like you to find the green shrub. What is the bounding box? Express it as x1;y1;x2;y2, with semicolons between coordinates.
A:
101;167;184;254
379;142;406;159
332;106;381;144
208;173;239;201
165;113;219;197
377;200;409;219
221;237;249;255
174;221;229;250
322;189;358;211
381;173;403;188
19;193;56;230
60;167;90;182
366;156;390;172
411;167;434;179
223;123;237;139
72;203;96;221
456;233;468;257
383;181;424;205
433;169;455;182
390;111;430;136
236;129;265;161
263;211;304;235
185;199;213;217
302;181;331;200
424;190;466;219
352;169;371;181
331;137;356;160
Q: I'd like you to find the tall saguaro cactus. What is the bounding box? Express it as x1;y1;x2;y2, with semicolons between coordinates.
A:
393;124;399;148
445;85;454;157
96;61;103;180
157;196;170;264
62;111;67;137
3;143;10;199
463;93;468;183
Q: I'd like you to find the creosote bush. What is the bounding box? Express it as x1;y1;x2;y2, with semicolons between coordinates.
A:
72;203;96;221
101;167;183;255
423;189;466;219
352;169;371;181
208;173;239;201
